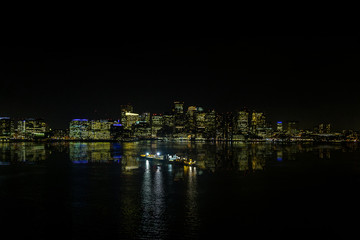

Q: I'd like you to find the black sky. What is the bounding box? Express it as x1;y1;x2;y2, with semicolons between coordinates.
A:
1;36;359;130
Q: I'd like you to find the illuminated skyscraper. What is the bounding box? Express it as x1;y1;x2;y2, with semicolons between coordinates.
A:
287;121;299;135
251;112;266;134
173;101;185;135
89;120;112;140
17;118;47;139
173;101;184;114
237;111;250;134
151;114;163;137
120;104;134;113
277;122;283;132
186;106;197;137
69;119;90;140
0;117;14;139
318;123;331;134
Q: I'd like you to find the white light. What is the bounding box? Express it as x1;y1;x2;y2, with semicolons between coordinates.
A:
157;152;160;156
146;152;149;155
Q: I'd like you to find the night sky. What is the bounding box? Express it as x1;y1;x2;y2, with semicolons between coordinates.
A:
1;36;359;130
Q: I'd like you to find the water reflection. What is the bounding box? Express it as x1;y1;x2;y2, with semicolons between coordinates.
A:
0;141;358;171
1;142;360;238
139;162;166;238
0;142;49;164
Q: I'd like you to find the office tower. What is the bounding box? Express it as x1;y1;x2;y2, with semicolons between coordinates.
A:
0;117;14;139
237;111;250;134
120;104;134;113
318;123;331;134
287;121;299;135
277;122;283;132
186;106;197;137
121;112;139;130
173;101;184;114
69;119;90;140
251;112;266;134
89;120;112;140
17;118;47;139
151;114;163;137
204;110;216;139
173;101;185;134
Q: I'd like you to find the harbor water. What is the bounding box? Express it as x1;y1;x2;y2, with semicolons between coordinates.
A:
0;141;360;238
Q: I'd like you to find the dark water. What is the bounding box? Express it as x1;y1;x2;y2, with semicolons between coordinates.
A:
1;141;360;238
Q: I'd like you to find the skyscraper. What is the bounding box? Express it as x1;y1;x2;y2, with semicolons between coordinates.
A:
69;119;90;140
173;101;184;114
17;118;47;139
0;117;14;139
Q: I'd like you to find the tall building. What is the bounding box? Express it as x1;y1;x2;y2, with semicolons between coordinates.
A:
17;118;47;139
121;112;139;130
69;119;90;140
287;121;299;135
120;104;134;113
236;111;250;134
173;101;184;114
173;101;186;135
0;117;14;139
204;110;216;139
186;106;197;137
251;112;266;134
277;122;283;132
151;114;163;137
318;123;331;134
89;120;112;140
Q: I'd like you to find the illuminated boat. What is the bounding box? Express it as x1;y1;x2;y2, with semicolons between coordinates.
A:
183;158;196;166
140;152;165;160
167;154;181;162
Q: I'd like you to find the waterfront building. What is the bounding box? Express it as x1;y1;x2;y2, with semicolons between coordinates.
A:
204;110;216;140
0;117;14;139
50;129;69;140
236;111;250;135
17;118;47;139
121;112;139;130
195;111;206;139
216;112;234;141
318;123;331;134
110;123;129;139
89;120;112;140
251;112;266;135
277;122;283;132
69;119;90;140
287;121;299;135
173;101;186;135
133;122;152;138
186;106;197;138
151;114;163;138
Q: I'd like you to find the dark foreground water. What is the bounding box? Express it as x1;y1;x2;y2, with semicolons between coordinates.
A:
1;141;360;238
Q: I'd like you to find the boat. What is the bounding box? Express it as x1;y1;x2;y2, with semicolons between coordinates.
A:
183;158;196;166
139;152;197;166
140;152;165;160
167;154;181;162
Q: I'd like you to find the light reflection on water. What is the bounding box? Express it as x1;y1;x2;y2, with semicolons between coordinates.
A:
0;141;354;172
1;141;360;238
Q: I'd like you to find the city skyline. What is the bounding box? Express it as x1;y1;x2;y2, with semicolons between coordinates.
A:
1;36;359;130
0;101;345;131
1;100;358;143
